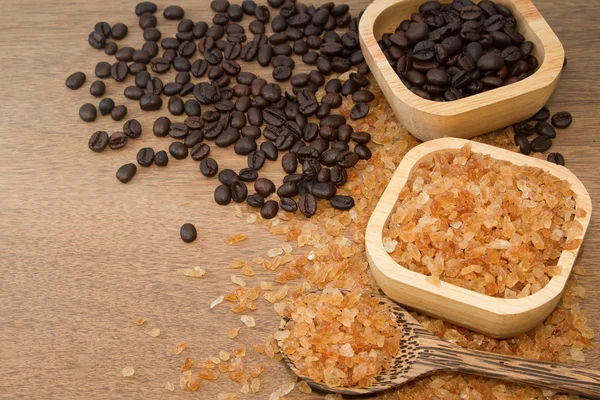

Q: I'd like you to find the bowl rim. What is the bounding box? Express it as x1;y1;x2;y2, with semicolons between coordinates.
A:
365;138;592;317
359;0;565;117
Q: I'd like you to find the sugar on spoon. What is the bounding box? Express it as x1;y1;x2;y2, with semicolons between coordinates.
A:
277;290;600;398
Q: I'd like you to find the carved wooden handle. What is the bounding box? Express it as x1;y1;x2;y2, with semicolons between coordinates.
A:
418;339;600;398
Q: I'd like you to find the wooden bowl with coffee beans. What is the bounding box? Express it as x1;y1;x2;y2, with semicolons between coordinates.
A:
359;0;564;141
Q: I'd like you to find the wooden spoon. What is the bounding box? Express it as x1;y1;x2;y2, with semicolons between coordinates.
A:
277;291;600;397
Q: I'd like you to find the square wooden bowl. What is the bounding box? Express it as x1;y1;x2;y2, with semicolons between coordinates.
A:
365;138;591;338
359;0;565;142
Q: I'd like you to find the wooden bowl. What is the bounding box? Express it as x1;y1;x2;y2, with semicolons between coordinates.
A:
359;0;565;142
365;138;592;338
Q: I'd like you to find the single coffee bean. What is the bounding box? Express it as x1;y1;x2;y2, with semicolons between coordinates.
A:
140;94;163;111
180;223;197;243
246;193;264;208
169;141;188;159
259;199;278;219
514;134;531;155
66;71;86;89
111;23;128;39
513;122;535;136
123;119;142;138
79;103;97;122
88;131;109;152
280;197;298;212
231;180;248;203
104;42;118;55
259;141;278;161
168;96;185;115
124;85;144;100
190;143;210;160
247;150;266;170
153;117;171;137
154;150;168;166
94;22;111;37
108;131;128;150
88;31;106;49
530;135;552;152
164;5;184;19
214;185;232;205
281;152;298;174
330;195;354;210
254;178;275;197
298;193;317;217
234;137;257;155
535;121;556;138
111;105;127;121
547;152;565;166
200;158;218;177
110;61;128;81
312;182;337;199
530;106;550;121
116;163;137;183
184;131;203;148
237;168;258;182
330;165;347;186
277;182;299;198
136;1;157;16
350;103;369;120
551;111;572;129
137;147;155;167
99;98;115;116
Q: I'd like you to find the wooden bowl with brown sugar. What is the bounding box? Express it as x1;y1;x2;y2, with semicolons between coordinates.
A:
359;0;565;142
365;138;591;338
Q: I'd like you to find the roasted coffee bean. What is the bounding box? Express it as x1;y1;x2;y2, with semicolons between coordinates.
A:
123;119;142;138
547;152;565;166
261;200;279;219
551;111;572;129
514;134;531;155
280;197;298;212
88;131;109;152
178;127;201;146
153;117;171;137
124;85;144;100
136;147;155;167
330;195;354;210
116;163;136;183
99;98;115;116
260;141;278;160
110;61;128;81
88;31;106;49
330;165;347;186
115;46;135;61
253;178;275;197
164;5;184;19
273;66;292;81
354;144;372;160
79;103;97;122
169;141;188;159
234;137;257;155
214;185;232;205
143;27;161;41
530;135;552;152
248;150;266;170
94;62;111;79
200;158;218;177
215;127;240;147
104;42;118;55
299;193;317;217
277;182;299;198
190;143;210;161
154;150;168;166
236;168;257;182
535;121;556;138
513;122;535;136
281;152;298;173
140;94;163;111
231;180;248;203
94;21;111;37
312;182;337;199
111;23;128;39
66;71;86;89
109;131;128;149
179;223;197;243
247;193;264;208
136;2;157;16
350;103;369;120
139;13;157;29
530;106;550;121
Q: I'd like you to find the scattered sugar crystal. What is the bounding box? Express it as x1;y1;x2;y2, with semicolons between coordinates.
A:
267;247;283;257
382;237;398;253
241;315;255;328
134;319;146;325
219;351;231;361
231;275;247;287
121;366;135;377
225;234;248;245
210;296;224;309
229;259;248;269
217;392;238;400
273;330;290;340
297;380;312;393
183;267;206;278
246;214;257;224
227;327;240;338
234;346;246;358
173;342;186;355
240;382;250;394
234;204;243;218
181;358;193;371
282;243;293;254
165;381;174;391
253;257;264;265
148;328;161;338
209;356;221;364
241;265;255;276
251;377;261;393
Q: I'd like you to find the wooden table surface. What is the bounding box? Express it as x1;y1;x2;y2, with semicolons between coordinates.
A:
0;0;598;399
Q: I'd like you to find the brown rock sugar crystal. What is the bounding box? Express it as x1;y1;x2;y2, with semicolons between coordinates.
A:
384;144;584;298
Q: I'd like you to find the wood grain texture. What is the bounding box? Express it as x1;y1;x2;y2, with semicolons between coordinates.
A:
366;138;592;338
360;0;564;141
0;0;598;399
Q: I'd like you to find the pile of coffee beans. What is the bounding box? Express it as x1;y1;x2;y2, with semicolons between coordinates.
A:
379;0;538;101
513;106;572;165
67;0;377;220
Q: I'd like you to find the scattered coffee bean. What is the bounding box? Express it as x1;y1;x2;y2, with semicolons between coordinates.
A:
535;121;556;138
330;195;354;210
66;71;86;89
154;150;168;166
547;152;565;166
169;142;188;159
261;199;279;219
99;98;115;115
531;135;552;152
530;106;550;121
164;5;185;20
514;134;531;155
88;131;109;152
180;223;197;242
116;163;137;183
137;147;155;167
215;184;232;205
79;103;97;122
111;23;128;39
111;105;128;121
123;119;142;138
299;193;317;217
551;112;572;129
200;158;219;177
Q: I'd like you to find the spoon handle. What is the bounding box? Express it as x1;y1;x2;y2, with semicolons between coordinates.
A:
419;339;600;398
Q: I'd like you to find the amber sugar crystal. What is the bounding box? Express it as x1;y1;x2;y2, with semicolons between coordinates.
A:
279;288;401;388
384;145;583;298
